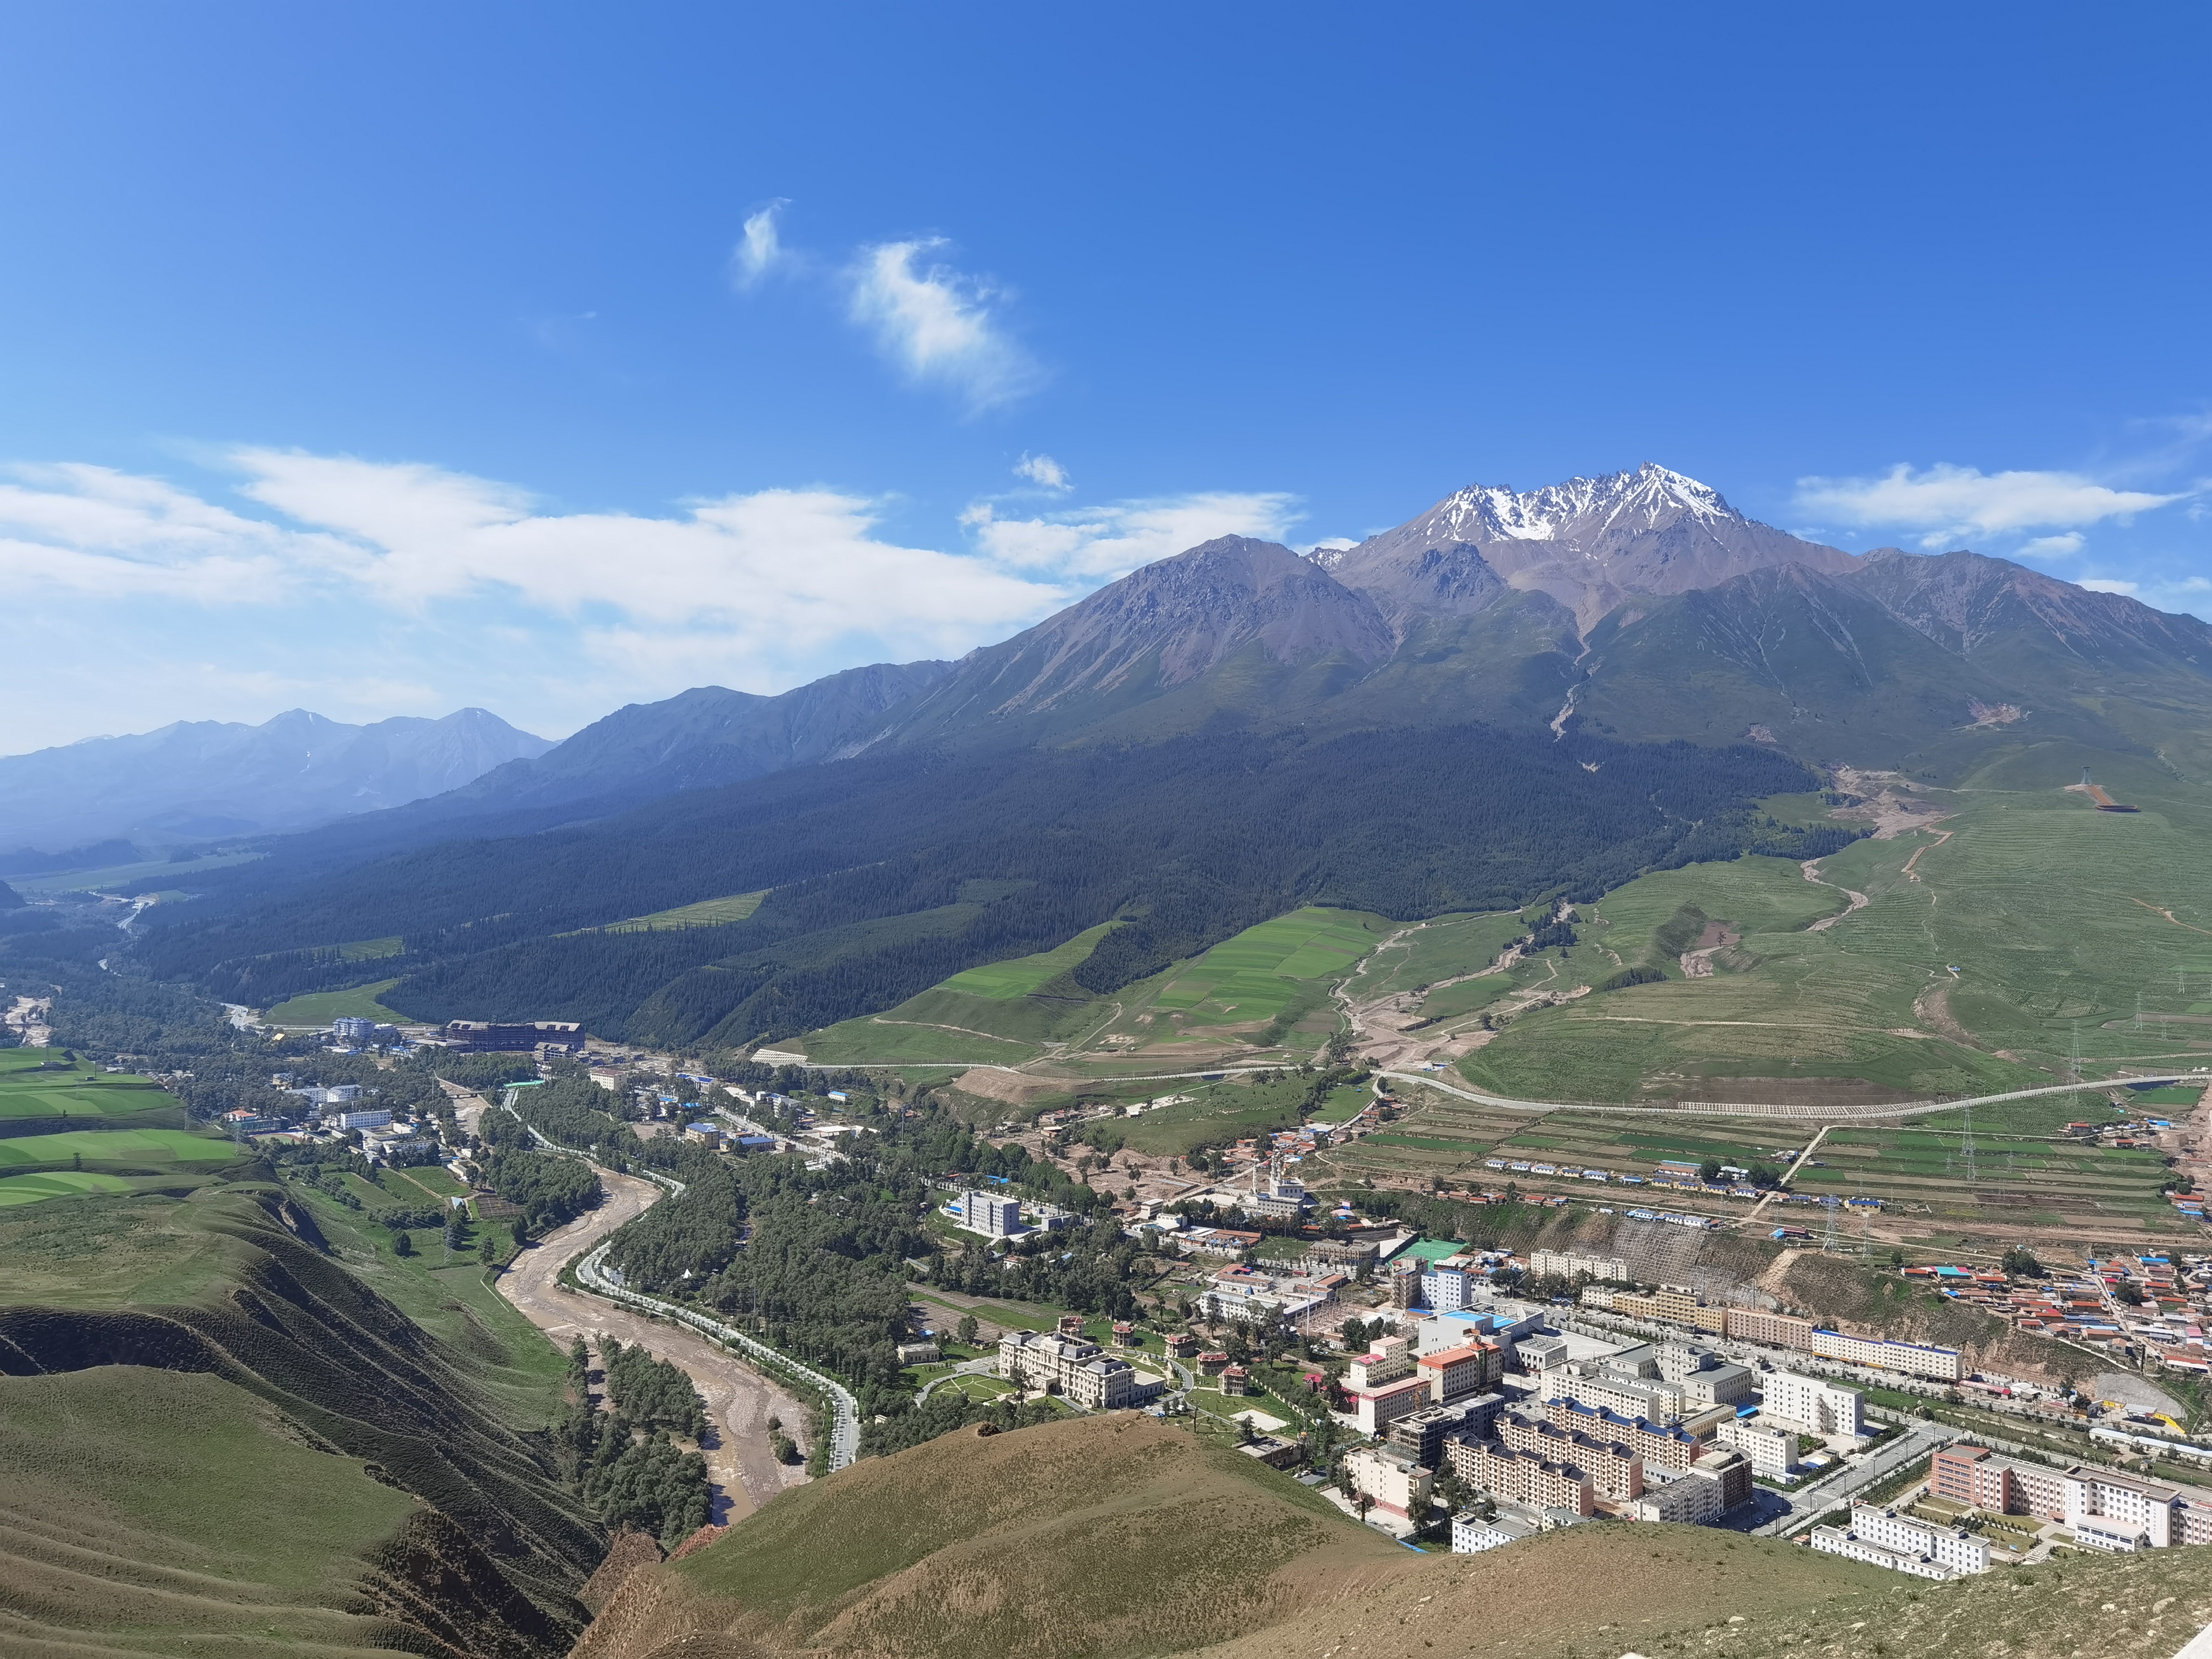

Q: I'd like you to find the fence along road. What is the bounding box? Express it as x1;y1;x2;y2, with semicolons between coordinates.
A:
498;1090;861;1470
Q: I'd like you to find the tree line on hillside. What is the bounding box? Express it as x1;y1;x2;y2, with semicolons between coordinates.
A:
131;725;1838;1054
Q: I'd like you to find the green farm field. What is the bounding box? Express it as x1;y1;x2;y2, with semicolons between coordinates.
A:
938;921;1121;997
0;1125;242;1170
262;976;410;1024
0;1057;181;1123
806;907;1387;1068
603;888;768;932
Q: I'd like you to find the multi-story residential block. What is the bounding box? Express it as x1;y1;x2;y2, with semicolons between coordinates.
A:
333;1108;393;1130
1351;1374;1433;1437
1808;1327;1961;1381
1810;1523;1958;1580
1343;1443;1434;1520
1346;1346;1413;1391
1653;1285;1701;1323
1388;1395;1505;1469
1417;1341;1498;1403
1451;1511;1537;1553
1846;1503;1990;1573
1541;1396;1705;1471
1496;1413;1643;1502
1762;1371;1866;1438
1514;1334;1572;1373
1627;1469;1725;1525
1448;1439;1595;1518
2068;1466;2181;1549
1540;1363;1684;1424
1421;1266;1474;1312
1717;1417;1799;1480
1691;1446;1752;1510
996;1331;1161;1410
1724;1307;1816;1349
957;1191;1023;1236
1530;1249;1628;1283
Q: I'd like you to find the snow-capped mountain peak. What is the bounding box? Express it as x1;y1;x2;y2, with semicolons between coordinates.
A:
1328;462;1852;631
1431;462;1739;546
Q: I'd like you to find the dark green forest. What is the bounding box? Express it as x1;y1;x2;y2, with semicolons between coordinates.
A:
129;725;1837;1049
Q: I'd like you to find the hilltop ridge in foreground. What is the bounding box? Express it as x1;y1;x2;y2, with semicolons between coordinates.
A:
572;1411;2206;1659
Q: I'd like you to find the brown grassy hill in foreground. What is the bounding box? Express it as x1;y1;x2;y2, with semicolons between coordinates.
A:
571;1415;1898;1659
574;1411;2212;1659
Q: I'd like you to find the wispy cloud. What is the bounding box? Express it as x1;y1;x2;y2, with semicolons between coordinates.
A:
1013;452;1070;491
847;239;1041;413
0;449;1074;660
731;199;791;289
962;491;1301;582
1793;462;2186;550
2018;532;2085;558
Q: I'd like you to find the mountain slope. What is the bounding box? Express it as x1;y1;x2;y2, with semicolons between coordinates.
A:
443;658;953;813
859;537;1392;750
1330;461;1858;630
0;707;551;855
1562;551;2212;771
0;1183;604;1657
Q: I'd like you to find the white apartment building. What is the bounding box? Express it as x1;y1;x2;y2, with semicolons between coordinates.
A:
1540;1364;1684;1425
1529;1250;1627;1283
957;1192;1023;1236
1451;1512;1536;1553
2068;1467;2179;1549
1717;1417;1799;1479
1810;1523;1958;1580
1808;1327;1961;1381
1846;1503;1990;1574
1626;1468;1724;1526
1762;1371;1866;1439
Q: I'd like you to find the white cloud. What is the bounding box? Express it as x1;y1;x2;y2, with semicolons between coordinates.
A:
0;450;1075;660
963;491;1303;582
2081;578;2140;596
1793;463;2185;548
847;240;1040;412
731;200;791;289
1013;452;1071;491
2018;532;2085;558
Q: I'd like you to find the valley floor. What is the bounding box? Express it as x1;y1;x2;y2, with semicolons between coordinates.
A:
495;1169;812;1526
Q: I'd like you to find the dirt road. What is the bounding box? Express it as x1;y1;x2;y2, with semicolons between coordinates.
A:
496;1169;809;1524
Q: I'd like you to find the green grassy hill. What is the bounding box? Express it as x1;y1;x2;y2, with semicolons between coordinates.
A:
0;1049;249;1206
1450;752;2212;1113
0;1179;603;1657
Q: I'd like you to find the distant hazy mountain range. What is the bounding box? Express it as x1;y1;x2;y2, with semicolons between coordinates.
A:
0;707;551;862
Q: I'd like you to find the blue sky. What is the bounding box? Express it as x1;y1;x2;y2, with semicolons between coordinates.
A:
3;3;2209;748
